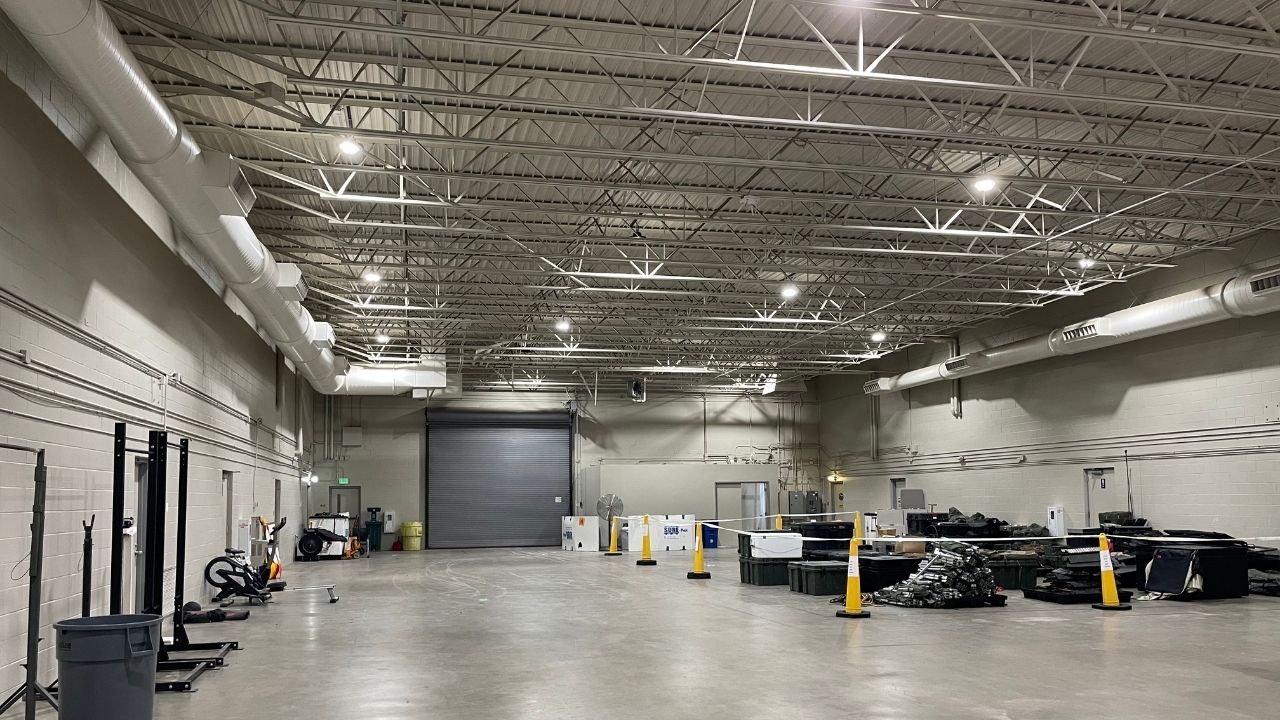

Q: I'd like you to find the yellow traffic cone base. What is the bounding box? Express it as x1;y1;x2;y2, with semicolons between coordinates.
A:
1092;532;1132;611
837;512;870;619
687;522;711;579
604;516;622;556
637;514;658;566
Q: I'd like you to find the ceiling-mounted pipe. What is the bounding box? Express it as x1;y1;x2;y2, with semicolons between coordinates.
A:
865;264;1280;395
2;0;442;395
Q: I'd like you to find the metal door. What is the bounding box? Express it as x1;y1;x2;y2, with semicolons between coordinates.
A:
742;481;769;530
426;410;571;548
329;485;361;516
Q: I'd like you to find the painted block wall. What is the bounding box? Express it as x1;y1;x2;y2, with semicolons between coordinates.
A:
310;391;818;543
817;237;1280;538
0;22;304;689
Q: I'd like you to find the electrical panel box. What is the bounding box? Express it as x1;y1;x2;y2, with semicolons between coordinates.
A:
898;488;926;509
561;516;600;551
787;490;823;516
750;533;803;559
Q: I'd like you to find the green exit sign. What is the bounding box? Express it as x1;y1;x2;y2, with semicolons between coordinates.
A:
338;477;350;485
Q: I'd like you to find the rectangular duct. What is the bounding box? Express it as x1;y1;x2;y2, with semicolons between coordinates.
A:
201;152;257;217
275;263;308;302
313;322;335;349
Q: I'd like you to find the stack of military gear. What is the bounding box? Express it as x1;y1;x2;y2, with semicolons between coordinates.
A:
936;507;1009;538
873;543;1004;608
1023;544;1135;604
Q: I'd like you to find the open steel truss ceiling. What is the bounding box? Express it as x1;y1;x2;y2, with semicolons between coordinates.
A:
106;0;1280;392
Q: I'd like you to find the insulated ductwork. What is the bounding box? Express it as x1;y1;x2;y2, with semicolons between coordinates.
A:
865;264;1280;395
3;0;443;395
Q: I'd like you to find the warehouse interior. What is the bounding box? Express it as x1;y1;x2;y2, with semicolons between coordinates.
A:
2;1;1280;718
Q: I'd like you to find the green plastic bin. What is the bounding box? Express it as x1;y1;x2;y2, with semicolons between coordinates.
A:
803;561;849;596
989;558;1040;590
747;558;791;586
365;520;384;551
788;562;806;592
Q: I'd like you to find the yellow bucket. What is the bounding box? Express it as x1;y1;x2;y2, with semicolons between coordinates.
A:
400;521;423;550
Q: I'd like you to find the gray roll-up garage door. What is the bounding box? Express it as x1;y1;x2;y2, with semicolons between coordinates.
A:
426;410;571;548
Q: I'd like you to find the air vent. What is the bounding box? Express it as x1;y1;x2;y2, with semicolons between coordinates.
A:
863;379;891;394
1061;323;1099;342
1250;272;1280;294
943;356;970;372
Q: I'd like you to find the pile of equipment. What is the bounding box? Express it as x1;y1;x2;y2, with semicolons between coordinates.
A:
874;543;1005;608
1023;544;1135;604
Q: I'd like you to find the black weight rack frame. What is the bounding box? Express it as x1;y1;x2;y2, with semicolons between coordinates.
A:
112;423;238;692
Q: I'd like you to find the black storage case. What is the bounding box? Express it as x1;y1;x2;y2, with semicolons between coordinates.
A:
860;555;923;592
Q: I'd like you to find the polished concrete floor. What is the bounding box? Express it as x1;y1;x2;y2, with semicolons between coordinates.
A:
122;548;1280;719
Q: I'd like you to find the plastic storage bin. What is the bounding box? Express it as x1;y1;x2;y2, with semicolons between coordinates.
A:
746;557;791;586
988;558;1040;590
802;561;850;596
788;562;806;592
701;523;719;549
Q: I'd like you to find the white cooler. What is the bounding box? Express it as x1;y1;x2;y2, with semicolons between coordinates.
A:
750;532;803;558
653;514;695;551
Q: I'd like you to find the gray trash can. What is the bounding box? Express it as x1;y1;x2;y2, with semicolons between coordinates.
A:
55;614;161;720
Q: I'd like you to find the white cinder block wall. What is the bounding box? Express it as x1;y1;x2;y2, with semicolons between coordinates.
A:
0;19;305;689
310;391;818;534
817;237;1280;538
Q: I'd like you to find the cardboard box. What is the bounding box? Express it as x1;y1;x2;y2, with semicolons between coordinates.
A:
899;539;927;554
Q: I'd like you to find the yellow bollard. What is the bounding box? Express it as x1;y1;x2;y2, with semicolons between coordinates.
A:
636;514;658;566
775;513;784;530
604;516;622;556
687;522;711;580
837;511;870;619
1092;533;1131;611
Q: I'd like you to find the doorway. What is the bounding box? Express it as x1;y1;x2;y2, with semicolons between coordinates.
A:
714;482;743;534
329;484;361;516
890;478;906;509
1084;467;1124;526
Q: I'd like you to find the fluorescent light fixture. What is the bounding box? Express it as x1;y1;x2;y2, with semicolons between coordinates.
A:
870;331;888;342
374;333;391;344
554;319;572;333
362;270;382;283
973;177;997;192
338;138;362;155
629;366;713;374
318;191;452;207
779;283;800;300
1077;258;1097;269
